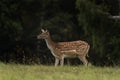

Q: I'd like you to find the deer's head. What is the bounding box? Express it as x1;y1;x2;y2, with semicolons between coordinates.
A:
37;29;50;39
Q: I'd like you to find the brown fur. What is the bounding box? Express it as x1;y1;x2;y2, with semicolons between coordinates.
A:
37;29;90;66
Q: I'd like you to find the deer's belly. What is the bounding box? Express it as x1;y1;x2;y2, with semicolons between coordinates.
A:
61;50;78;58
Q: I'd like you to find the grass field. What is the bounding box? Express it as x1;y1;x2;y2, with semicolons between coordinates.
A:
0;62;120;80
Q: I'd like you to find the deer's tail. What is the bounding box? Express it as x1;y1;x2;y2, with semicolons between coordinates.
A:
86;44;90;57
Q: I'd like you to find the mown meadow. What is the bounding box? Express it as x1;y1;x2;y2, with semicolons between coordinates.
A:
0;62;120;80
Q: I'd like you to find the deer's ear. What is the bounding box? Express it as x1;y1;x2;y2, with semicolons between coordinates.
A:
45;29;48;32
41;29;45;32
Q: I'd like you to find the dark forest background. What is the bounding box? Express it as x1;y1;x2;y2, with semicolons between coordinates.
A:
0;0;120;66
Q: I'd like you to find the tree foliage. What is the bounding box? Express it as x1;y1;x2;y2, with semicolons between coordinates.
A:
0;0;120;66
76;0;120;65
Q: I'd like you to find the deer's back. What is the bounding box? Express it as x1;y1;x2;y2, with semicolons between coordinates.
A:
55;40;88;51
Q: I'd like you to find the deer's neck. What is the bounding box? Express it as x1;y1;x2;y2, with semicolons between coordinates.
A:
45;36;55;50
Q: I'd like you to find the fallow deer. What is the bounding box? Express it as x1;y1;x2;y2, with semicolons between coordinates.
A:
37;29;90;66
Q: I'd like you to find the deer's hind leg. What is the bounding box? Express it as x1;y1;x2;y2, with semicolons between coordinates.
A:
78;56;88;67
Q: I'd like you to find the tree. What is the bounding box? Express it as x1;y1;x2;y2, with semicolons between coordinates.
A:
76;0;120;65
0;0;119;66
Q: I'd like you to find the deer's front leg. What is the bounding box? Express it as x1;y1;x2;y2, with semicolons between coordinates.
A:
55;58;59;67
60;56;64;66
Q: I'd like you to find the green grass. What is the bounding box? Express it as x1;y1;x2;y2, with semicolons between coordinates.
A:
0;62;120;80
